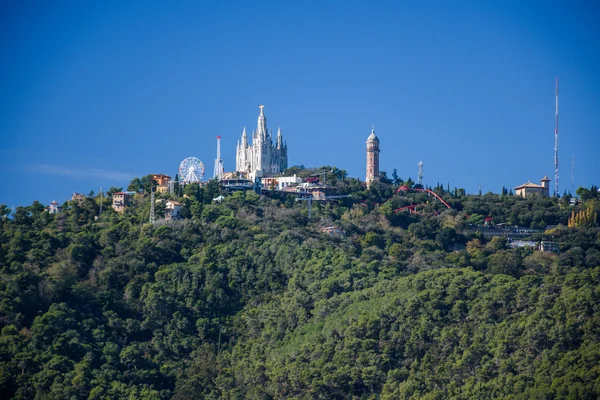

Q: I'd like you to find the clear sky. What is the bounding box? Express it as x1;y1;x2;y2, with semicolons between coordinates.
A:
1;0;599;207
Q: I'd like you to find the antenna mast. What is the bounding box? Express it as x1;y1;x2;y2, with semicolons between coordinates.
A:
418;161;423;185
149;190;155;227
213;136;224;180
554;77;559;197
572;154;575;195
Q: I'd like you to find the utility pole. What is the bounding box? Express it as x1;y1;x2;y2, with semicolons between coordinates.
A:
295;195;313;220
149;190;155;227
302;197;312;220
99;186;103;218
571;154;575;196
554;77;559;197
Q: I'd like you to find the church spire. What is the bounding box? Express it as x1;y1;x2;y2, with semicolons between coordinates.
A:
257;104;267;140
276;127;283;149
241;126;247;146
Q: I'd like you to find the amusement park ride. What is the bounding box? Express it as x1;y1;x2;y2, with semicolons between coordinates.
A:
179;157;205;184
393;185;452;214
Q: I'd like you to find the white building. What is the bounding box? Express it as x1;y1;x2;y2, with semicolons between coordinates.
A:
48;200;60;214
165;201;182;220
236;105;288;179
276;175;302;190
261;175;303;191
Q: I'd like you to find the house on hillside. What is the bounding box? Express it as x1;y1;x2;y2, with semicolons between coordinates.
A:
112;192;134;212
321;226;345;237
46;200;61;214
513;175;550;197
153;174;171;194
165;200;182;220
540;241;559;253
71;192;86;204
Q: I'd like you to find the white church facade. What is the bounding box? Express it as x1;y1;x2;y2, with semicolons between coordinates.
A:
235;105;288;178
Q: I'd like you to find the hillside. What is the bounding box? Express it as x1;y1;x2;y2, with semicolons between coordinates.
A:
1;174;599;399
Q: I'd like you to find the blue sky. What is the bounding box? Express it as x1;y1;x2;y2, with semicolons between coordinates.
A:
1;0;599;207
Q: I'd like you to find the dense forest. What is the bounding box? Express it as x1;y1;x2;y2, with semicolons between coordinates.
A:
1;167;599;399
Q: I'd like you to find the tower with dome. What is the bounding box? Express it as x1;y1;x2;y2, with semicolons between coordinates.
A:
366;126;380;187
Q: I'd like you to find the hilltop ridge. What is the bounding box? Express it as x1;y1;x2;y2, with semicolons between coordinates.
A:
0;170;599;399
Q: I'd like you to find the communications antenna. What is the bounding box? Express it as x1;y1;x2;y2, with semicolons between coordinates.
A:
572;154;575;195
149;190;155;226
418;161;423;185
554;77;559;197
213;135;224;180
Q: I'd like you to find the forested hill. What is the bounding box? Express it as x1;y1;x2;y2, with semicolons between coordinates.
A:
1;173;599;399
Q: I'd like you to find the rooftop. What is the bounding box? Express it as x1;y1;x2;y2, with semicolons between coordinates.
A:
513;182;545;190
367;126;379;142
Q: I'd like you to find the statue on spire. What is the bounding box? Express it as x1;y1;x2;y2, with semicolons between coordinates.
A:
257;105;267;140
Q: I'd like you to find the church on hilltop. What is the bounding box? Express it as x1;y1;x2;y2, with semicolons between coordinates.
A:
236;105;288;178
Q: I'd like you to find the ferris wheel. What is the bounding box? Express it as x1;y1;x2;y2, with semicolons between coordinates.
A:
179;157;205;184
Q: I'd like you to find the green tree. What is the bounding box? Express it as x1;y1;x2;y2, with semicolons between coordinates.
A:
487;249;521;276
203;180;221;203
140;174;157;193
0;204;11;218
391;169;401;185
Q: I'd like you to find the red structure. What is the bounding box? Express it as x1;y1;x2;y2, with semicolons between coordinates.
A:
395;186;452;209
393;205;419;214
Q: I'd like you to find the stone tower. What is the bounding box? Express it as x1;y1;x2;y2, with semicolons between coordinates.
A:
540;175;551;196
365;126;380;187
